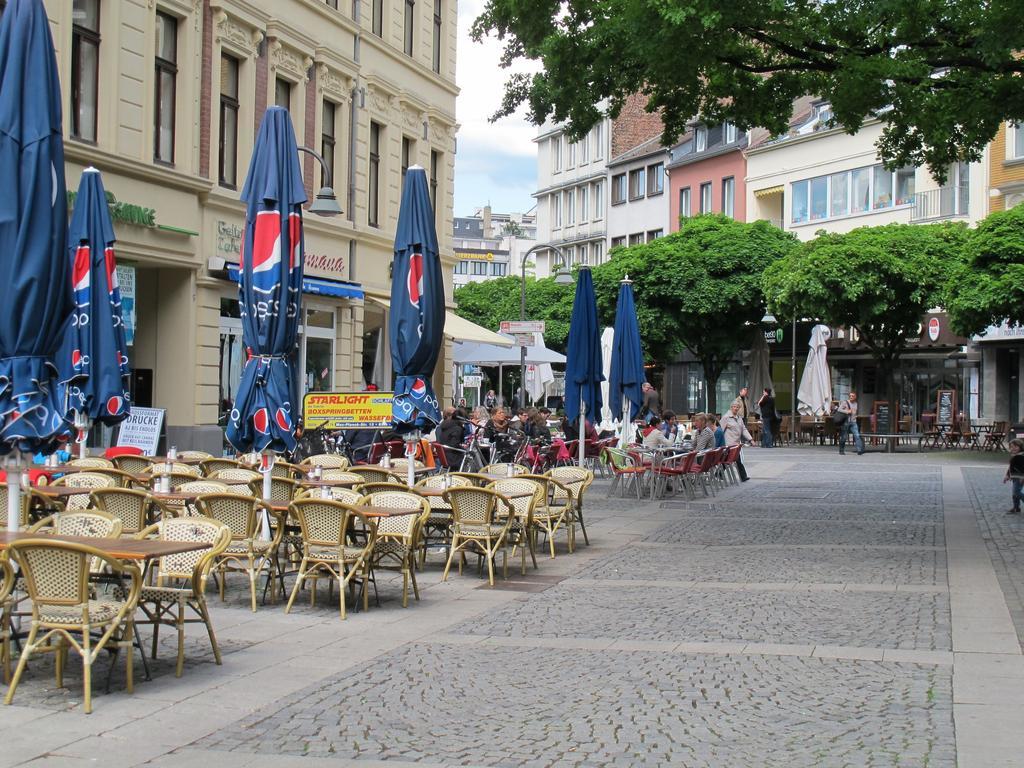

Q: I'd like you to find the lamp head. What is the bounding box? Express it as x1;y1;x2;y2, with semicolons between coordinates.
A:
309;186;343;217
760;312;777;324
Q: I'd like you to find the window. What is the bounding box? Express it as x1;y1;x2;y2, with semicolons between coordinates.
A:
321;101;336;189
722;177;735;217
628;232;644;246
829;171;848;217
275;77;291;111
577;244;588;265
492;262;507;276
303;308;335;394
851;167;870;212
873;166;893;209
628;168;645;200
71;0;100;141
724;121;737;143
401;136;413;181
593;122;604;159
610;236;626;249
372;0;383;36
694;126;707;152
647;163;664;195
579;132;589;163
218;54;239;188
592;241;604;263
791;180;808;223
792;164;916;225
593;181;603;218
432;0;442;73
471;260;488;276
699;182;712;213
153;12;177;164
552;136;562;171
578;186;588;222
647;229;663;242
567;140;575;168
368;121;381;227
404;0;415;55
1014;123;1024;159
325;0;338;7
611;173;627;204
565;189;575;224
810;176;827;219
430;150;439;214
454;260;468;274
895;166;915;206
679;187;691;218
550;194;561;227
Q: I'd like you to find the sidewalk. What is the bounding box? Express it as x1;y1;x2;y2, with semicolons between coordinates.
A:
0;448;1021;767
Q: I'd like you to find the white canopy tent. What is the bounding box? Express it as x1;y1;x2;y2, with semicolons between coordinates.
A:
453;334;566;406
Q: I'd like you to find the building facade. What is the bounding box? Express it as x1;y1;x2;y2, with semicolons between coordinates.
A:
607;138;670;248
451;206;536;288
45;0;459;452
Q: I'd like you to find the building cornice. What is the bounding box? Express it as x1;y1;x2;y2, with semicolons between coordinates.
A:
360;34;460;98
65;142;214;196
745;117;881;157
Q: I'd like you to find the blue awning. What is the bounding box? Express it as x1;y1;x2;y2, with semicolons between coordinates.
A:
226;264;364;300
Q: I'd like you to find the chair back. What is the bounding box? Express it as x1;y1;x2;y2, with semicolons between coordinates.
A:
699;448;722;473
487;478;542;525
54;471;116;509
11;539;139;614
442;486;505;527
450;471;492;486
147;462;200;476
346;466;398;484
270;461;302;479
32;509;122;539
200;458;241;476
390;458;425;471
415;474;473;492
178;451;213;462
320;469;363;483
301;453;349;469
247;476;298;503
112;454;155;474
430;442;459;469
152;517;231;584
481;463;529;476
299;485;364;505
145;471;202;491
86;467;135;487
0;485;32;529
195;493;264;540
367;440;405;464
90;487;150;534
177;479;229;497
211;467;262;485
68;457;114;469
290;498;376;550
603;447;637;474
357;481;412;495
546;466;594;503
361;490;429;539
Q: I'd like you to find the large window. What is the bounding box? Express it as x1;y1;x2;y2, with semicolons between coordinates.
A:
550;193;561;227
430;150;439;214
321;101;336;189
153;11;177;164
567;140;575;168
368;121;381;227
401;136;413;181
791;164;916;224
302;308;335;394
432;0;442;73
722;176;735;217
404;0;415;56
647;163;664;195
647;229;663;241
454;260;468;274
372;0;383;36
592;122;603;159
275;77;291;111
1013;123;1024;159
694;126;707;152
579;132;589;163
679;187;691;218
71;0;100;141
578;185;588;222
699;182;712;213
611;173;626;205
593;181;603;219
471;260;487;276
628;168;646;200
552;136;561;171
492;262;507;276
610;236;626;249
628;232;644;246
565;189;575;224
592;241;603;264
218;54;239;188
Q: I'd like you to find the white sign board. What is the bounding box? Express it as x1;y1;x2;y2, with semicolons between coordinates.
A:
513;333;535;346
463;375;482;387
116;407;164;456
500;320;545;334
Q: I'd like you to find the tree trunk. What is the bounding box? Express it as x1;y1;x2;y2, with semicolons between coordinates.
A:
703;361;722;414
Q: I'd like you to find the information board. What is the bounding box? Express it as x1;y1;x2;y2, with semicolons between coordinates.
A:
500;320;545;334
873;400;891;434
936;389;957;425
116;406;164;455
303;392;394;430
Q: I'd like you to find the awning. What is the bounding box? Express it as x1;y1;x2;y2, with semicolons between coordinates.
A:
366;296;513;346
226;264;364;300
754;185;784;198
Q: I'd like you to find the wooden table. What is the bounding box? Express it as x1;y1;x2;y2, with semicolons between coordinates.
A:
0;531;211;561
34;486;93;499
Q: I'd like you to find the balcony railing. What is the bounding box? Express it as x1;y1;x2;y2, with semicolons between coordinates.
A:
911;185;970;221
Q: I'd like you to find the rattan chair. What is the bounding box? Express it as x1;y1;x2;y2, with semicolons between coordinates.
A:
51;472;116;510
361;490;430;607
346;465;400;484
298;485;365;505
414;474;473;563
90;488;151;536
285;499;378;619
177;451;213;462
196;494;284;612
145;462;200;476
546;466;594;548
132;518;231;677
481;463;529;476
486;478;541;575
441;486;514;586
390;457;425;471
247;476;298;504
270;461;303;480
319;469;363;483
211;467;262;485
67;457;114;469
301;453;349;469
449;471;493;487
0;555;14;683
0;484;33;530
112;454;155;474
515;474;573;559
199;458;241;476
29;509;122;539
4;539;141;714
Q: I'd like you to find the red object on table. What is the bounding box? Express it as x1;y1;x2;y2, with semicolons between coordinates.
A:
105;446;144;458
0;469;53;486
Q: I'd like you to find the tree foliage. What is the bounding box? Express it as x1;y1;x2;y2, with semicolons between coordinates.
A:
945;204;1024;336
453;274;575;352
472;0;1024;181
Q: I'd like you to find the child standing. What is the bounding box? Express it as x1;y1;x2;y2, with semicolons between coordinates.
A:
1004;438;1024;515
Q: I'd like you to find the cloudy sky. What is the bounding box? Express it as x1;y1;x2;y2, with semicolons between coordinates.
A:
454;0;539;217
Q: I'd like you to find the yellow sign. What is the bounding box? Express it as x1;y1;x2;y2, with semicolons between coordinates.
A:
303;392;394;430
454;251;495;261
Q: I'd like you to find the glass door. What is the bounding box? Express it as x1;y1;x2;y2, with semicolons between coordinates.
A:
300;307;335;395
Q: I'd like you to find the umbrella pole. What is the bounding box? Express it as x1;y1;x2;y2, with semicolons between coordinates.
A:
7;451;22;533
405;432;418;487
620;399;631;449
260;450;273;540
74;413;90;459
578;397;586;466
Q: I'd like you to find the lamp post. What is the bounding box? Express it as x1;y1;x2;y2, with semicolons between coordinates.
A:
518;244;573;408
297;146;342;216
761;312;798;442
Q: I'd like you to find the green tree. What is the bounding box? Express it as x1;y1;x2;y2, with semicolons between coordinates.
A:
763;222;969;423
591;215;797;411
453;275;575;352
946;204;1024;336
473;0;1024;181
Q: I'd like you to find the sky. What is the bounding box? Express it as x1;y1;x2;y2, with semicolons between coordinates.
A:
453;0;539;217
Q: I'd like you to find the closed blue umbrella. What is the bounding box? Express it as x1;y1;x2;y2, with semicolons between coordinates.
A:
609;276;646;446
390;167;444;486
226;106;305;463
60;168;132;456
0;0;74;529
564;266;604;464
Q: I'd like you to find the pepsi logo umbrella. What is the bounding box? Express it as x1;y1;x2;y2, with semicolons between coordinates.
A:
564;266;604;463
389;166;444;434
609;277;645;446
59;167;132;443
226;106;305;455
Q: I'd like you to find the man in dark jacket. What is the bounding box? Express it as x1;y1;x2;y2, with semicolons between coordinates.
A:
437;407;465;450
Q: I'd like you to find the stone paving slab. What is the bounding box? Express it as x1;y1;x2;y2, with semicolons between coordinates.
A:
643;518;943;547
659;501;945;523
199;642;956;768
447;582;951;649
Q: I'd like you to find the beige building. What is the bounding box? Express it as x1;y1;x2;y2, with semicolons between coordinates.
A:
43;0;463;452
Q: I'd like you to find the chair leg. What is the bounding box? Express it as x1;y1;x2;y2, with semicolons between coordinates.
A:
4;622;38;706
197;597;221;667
442;539;458;582
175;599;186;678
576;503;589;545
82;629;92;715
484;539;495;585
285;558;308;613
55;636;66;688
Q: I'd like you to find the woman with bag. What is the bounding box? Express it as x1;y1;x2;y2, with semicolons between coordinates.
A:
757;388;776;448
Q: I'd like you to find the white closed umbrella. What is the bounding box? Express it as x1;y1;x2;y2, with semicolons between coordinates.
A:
599;327;615;431
525;333;554;404
797;324;832;416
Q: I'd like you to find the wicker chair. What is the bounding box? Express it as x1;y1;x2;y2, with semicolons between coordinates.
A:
132;518;231;677
441;486;514;586
285;499;378;619
196;494;284;612
90;488;151;536
486;478;541;574
199;458;241;476
151;479;228;519
211;467;262;485
177;451;213;462
361;490;430;607
320;469;363;483
247;476;298;504
601;448;646;500
0;484;33;530
301;453;349;470
67;457;114;469
546;467;594;548
29;509;122;539
449;471;493;487
514;474;573;559
51;472;116;510
270;461;303;480
414;474;473;563
85;467;138;488
0;555;14;683
112;454;155;475
4;539;141;714
481;463;530;476
145;462;200;476
298;485;364;504
346;466;399;484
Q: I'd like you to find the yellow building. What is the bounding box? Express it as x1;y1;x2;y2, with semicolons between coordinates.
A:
43;0;464;452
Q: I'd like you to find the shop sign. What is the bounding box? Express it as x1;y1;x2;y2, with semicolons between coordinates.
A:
927;317;941;342
974;322;1024;342
116;407;164;455
68;190;156;228
764;327;784;344
215;218;346;281
454;250;504;261
116;265;136;346
303;391;394;430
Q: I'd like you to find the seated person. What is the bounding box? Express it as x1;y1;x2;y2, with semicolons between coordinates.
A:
483;408;512;441
529;411;552;443
642;416;673;448
693;413;715;452
710;416;726;448
660;410;679;441
343;428;378;462
436;407;465;450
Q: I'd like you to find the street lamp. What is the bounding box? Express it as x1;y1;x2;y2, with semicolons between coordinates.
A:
519;243;573;408
761;310;797;443
297;146;342;217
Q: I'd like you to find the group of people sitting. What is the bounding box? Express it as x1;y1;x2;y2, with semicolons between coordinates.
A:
636;402;752;482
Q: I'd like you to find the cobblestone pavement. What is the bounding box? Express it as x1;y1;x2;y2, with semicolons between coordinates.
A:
642;518;943;547
660;500;944;523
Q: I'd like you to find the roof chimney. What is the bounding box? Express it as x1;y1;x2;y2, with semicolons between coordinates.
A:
482;205;492;238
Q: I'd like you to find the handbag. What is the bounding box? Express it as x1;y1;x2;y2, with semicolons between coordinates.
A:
831;409;849;427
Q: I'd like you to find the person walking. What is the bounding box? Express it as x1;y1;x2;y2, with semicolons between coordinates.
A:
721;401;753;481
641;382;662;421
757;388;776;448
732;386;751;420
1003;438;1024;515
836;391;865;455
484;389;497;410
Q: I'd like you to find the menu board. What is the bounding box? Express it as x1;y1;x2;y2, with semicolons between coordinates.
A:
936;390;956;425
873;401;891;434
